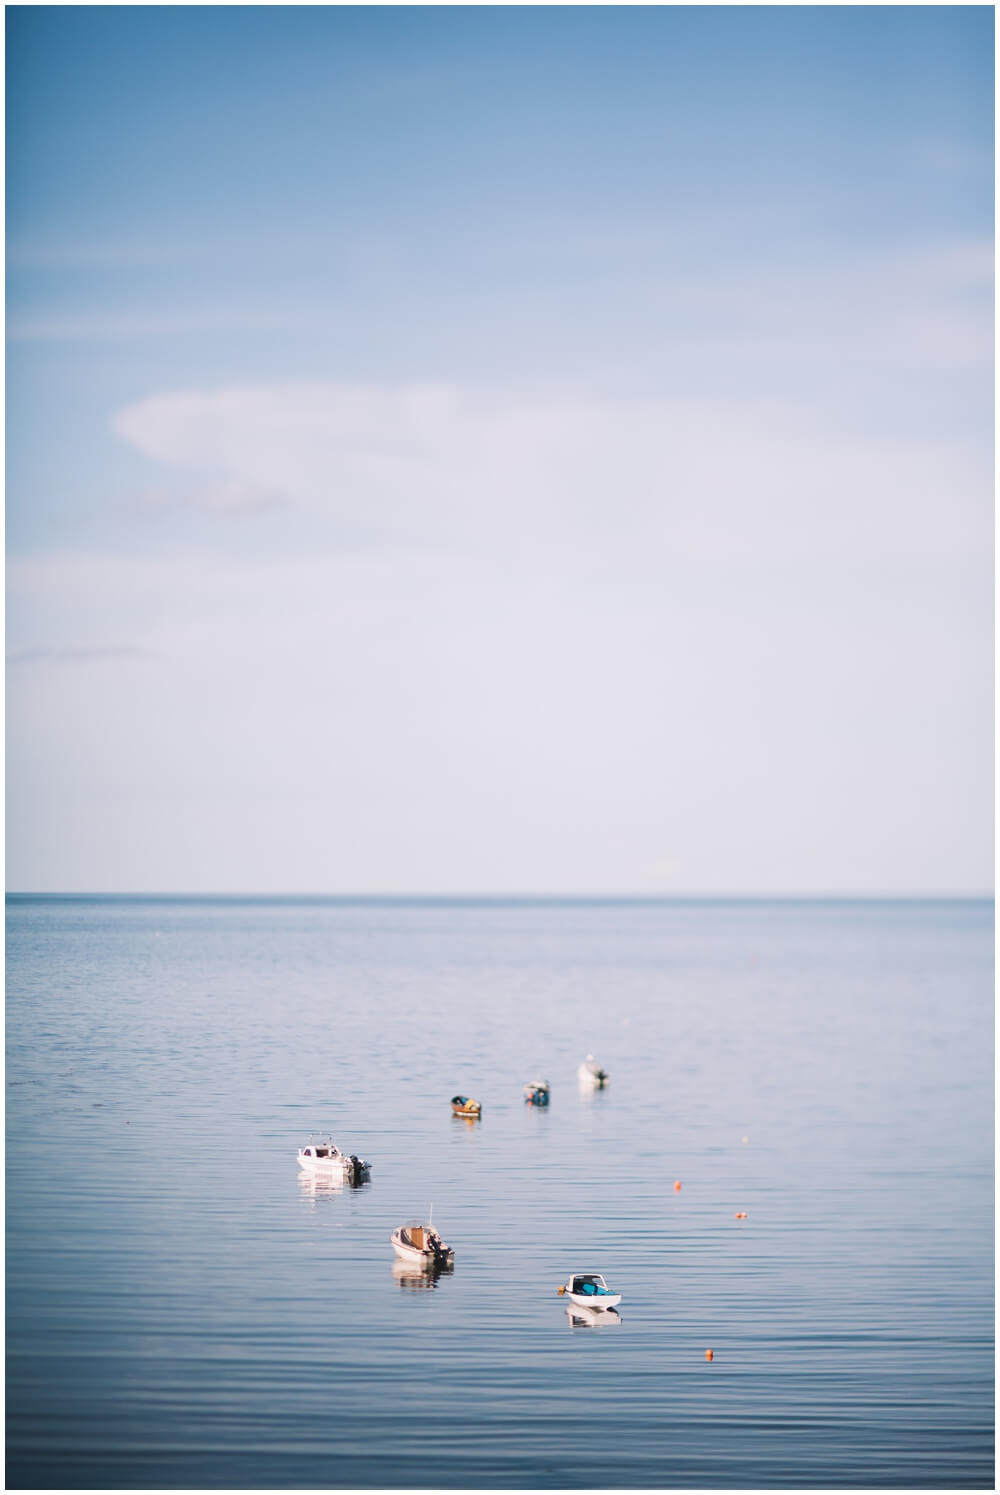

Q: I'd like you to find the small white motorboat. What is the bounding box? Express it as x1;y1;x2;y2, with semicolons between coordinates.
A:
558;1273;622;1310
577;1055;609;1088
391;1221;455;1270
524;1078;550;1105
296;1140;370;1186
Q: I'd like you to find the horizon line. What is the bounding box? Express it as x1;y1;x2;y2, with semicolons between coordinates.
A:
5;890;994;903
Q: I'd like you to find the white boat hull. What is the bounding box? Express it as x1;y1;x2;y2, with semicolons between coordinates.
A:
391;1226;454;1270
392;1241;440;1267
562;1272;621;1310
567;1289;621;1310
297;1147;370;1183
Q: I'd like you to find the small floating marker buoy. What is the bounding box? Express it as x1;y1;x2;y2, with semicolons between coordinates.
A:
674;1181;682;1192
705;1348;714;1361
557;1285;565;1295
741;1136;749;1144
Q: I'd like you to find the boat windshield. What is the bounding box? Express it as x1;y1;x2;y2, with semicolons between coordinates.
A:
572;1275;609;1295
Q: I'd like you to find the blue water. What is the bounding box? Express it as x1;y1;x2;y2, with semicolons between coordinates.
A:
6;896;994;1488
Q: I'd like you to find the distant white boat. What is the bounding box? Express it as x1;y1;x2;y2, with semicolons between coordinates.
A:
577;1055;609;1088
559;1273;622;1310
296;1140;370;1186
391;1221;455;1270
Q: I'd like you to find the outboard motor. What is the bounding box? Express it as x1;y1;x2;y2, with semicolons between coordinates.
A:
348;1155;363;1186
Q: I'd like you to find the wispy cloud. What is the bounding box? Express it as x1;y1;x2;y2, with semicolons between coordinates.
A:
132;479;286;516
110;373;991;582
6;307;309;343
7;645;150;665
914;142;994;177
6;238;203;271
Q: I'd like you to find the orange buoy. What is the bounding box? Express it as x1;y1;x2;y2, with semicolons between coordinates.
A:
674;1181;682;1191
705;1348;714;1361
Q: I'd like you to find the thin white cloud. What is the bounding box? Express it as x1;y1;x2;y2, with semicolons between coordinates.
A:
6;239;200;271
6;645;149;665
132;479;286;516
641;238;993;378
101;238;991;545
6;307;308;342
110;378;991;583
913;142;993;177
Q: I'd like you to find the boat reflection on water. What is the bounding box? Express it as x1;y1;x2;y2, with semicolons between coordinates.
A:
298;1169;370;1202
392;1259;454;1292
298;1170;346;1201
566;1304;622;1329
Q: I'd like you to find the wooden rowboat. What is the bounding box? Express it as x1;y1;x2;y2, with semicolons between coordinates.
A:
450;1095;482;1118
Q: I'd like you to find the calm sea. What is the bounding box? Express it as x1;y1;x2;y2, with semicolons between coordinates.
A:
5;896;994;1489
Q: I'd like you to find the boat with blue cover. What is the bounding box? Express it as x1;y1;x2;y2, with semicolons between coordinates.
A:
559;1273;622;1310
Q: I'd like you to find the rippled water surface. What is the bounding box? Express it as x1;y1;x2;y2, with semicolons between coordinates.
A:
6;896;994;1488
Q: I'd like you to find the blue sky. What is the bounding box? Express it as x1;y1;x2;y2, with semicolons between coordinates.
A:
6;5;994;893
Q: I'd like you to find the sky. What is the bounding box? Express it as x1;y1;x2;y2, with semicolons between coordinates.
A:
6;4;994;895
